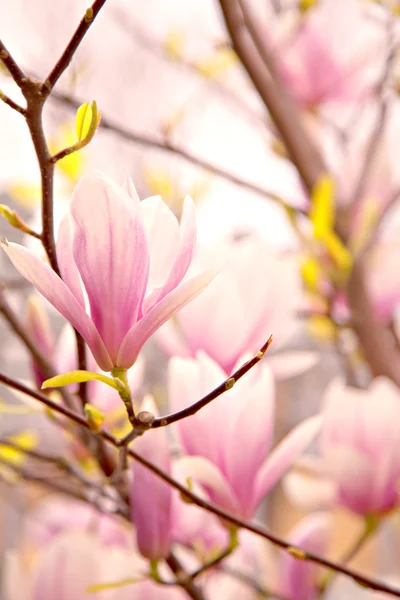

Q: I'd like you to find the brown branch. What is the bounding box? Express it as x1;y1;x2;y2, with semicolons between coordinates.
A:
346;260;400;385
0;41;27;88
0;89;26;115
42;0;109;95
0;289;78;410
151;336;273;429
166;553;206;600
217;0;325;192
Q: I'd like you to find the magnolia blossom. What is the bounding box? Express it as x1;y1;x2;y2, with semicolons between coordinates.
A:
274;0;384;111
279;514;331;600
24;496;130;548
2;173;218;371
285;378;400;516
2;530;184;600
169;352;321;520
158;236;316;379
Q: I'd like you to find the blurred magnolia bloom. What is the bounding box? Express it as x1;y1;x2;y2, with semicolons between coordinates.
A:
2;173;219;371
273;0;385;111
169;352;321;520
2;530;184;600
158;236;317;379
130;396;172;559
24;495;130;548
285;377;400;516
279;513;331;600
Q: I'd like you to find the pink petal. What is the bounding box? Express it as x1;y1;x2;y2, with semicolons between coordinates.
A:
253;416;322;511
31;532;101;600
268;351;318;380
131;399;172;559
176;269;249;372
283;470;336;512
117;267;219;368
168;353;229;467
56;213;85;307
156;319;192;357
280;513;332;600
71;174;149;364
221;365;275;518
145;195;196;312
2;242;112;371
178;456;240;516
140;195;181;308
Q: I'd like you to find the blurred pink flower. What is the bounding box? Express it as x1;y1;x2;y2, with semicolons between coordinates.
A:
169;352;321;520
285;378;400;517
279;514;331;600
130;397;172;559
25;496;130;548
275;0;384;110
2;530;184;600
25;296;55;389
2;173;218;371
158;237;316;379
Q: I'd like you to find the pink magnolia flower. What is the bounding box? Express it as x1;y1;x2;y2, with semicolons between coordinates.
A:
1;173;218;371
130;397;172;559
25;496;130;548
285;378;400;517
274;0;384;110
158;236;316;379
2;530;184;600
279;514;331;600
169;352;321;520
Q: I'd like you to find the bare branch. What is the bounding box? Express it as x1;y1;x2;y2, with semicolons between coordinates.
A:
151;336;273;429
0;40;27;88
166;553;206;600
0;89;26;115
42;0;109;95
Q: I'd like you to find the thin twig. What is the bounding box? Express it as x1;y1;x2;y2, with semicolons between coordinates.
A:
0;289;77;409
42;0;109;95
0;90;26;115
151;336;273;429
0;41;27;87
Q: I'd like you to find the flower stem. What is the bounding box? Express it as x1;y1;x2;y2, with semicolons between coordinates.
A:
112;367;136;426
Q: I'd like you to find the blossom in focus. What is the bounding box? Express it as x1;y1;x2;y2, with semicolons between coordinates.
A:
158;236;316;379
2;173;219;371
130;397;172;559
274;0;384;110
169;352;321;520
285;378;400;516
